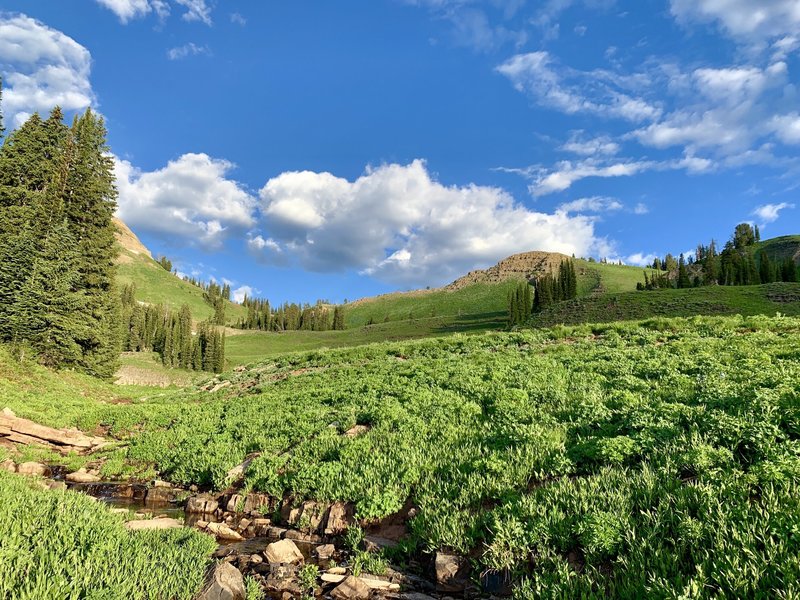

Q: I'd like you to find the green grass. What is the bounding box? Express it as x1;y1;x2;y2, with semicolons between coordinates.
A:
116;247;246;325
343;262;649;330
226;312;506;364
758;234;800;261
117;352;206;387
531;282;800;328
0;471;216;599
6;315;800;597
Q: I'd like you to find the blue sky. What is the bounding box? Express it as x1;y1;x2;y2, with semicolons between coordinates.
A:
1;0;799;303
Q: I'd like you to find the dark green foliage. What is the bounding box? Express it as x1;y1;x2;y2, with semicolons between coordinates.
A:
235;295;332;332
507;281;533;326
157;256;173;272
532;259;578;313
0;107;120;376
676;254;691;288
333;305;346;330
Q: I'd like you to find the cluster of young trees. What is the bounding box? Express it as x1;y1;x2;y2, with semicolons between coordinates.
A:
156;256;172;272
506;259;579;326
203;281;229;325
533;259;578;311
640;223;798;290
0;92;121;377
507;282;533;327
121;284;224;372
235;295;346;331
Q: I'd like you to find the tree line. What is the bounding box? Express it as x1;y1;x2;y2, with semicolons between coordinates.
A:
0;84;120;377
507;259;578;326
121;283;224;373
235;295;346;332
639;223;798;290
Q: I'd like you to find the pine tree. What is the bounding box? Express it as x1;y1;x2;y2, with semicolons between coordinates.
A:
759;252;773;284
333;305;345;330
677;254;691;288
63;109;121;377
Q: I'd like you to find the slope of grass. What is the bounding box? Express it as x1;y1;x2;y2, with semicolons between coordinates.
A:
531;282;800;328
757;235;800;263
0;471;216;600
225;312;505;364
4;316;800;596
116;247;247;325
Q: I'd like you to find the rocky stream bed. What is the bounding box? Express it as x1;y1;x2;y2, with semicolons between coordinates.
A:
1;458;508;600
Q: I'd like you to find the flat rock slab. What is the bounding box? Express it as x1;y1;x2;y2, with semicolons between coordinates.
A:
207;522;244;542
265;538;304;565
125;518;183;531
66;468;101;483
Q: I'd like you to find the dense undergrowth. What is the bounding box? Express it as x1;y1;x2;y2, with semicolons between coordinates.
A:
4;314;800;597
0;471;217;599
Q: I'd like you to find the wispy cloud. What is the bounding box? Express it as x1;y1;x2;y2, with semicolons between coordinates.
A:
752;202;795;224
167;42;210;60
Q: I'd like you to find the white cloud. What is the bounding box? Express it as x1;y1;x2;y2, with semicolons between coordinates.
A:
95;0;152;22
632;61;789;155
670;0;800;41
174;0;212;25
167;42;210;60
232;285;258;303
633;202;649;215
557;196;623;213
0;14;94;129
752;202;795;224
516;158;656;196
251;160;606;286
230;12;247;26
561;131;620;156
496;51;661;122
626;252;657;266
770;113;800;144
115;153;256;250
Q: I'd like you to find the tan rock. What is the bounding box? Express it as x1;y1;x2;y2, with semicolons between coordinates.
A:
435;552;470;592
264;539;304;565
196;561;245;600
66;468;101;483
207;522;245;542
314;543;335;560
125;518;182;531
331;576;372;600
0;459;16;473
322;573;347;584
17;462;49;476
327;567;347;575
361;578;400;591
325;501;354;535
186;495;219;514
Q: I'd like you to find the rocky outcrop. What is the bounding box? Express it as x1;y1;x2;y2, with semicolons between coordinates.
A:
445;251;569;291
0;408;106;454
434;552;470;592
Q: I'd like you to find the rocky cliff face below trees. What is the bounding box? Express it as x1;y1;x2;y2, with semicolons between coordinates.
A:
113;217;152;263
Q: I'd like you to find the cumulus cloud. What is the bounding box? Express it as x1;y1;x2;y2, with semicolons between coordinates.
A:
670;0;800;41
0;14;94;128
167;42;210;60
250;160;606;286
115;153;256;250
752;202;795;224
95;0;208;24
497;52;661;123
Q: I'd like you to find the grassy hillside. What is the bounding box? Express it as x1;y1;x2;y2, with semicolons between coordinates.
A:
5;315;800;597
115;221;246;325
344;261;649;328
531;282;800;328
225;311;504;364
757;235;800;264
